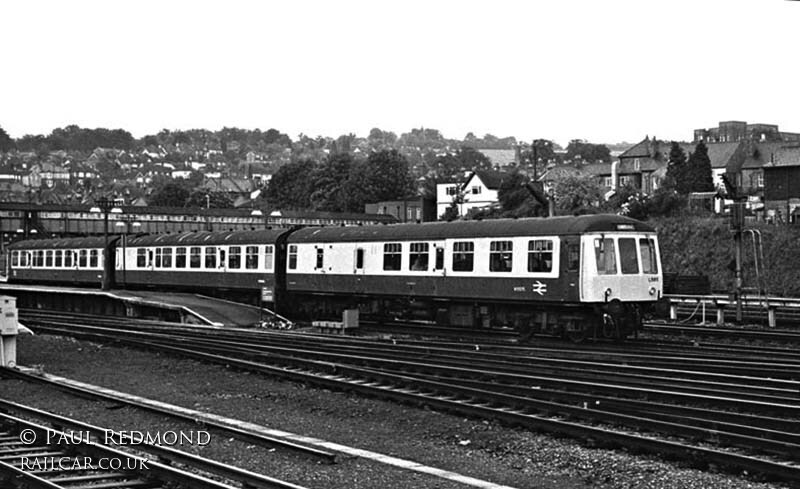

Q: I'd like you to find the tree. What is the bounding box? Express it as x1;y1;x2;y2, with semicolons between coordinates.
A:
565;139;611;163
366;128;397;151
0;126;15;152
665;141;689;194
431;146;493;180
264;159;317;209
353;149;415;208
310;153;354;211
550;174;603;215
686;141;714;193
186;190;233;209
148;182;191;207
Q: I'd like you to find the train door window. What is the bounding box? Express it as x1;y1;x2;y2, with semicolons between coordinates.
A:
315;248;324;269
639;238;658;274
219;249;226;268
383;243;402;271
11;251;19;268
175;247;187;268
489;241;513;272
205;247;217;268
527;240;553;273
409;243;429;271
288;245;298;270
78;250;88;268
189;247;202;268
64;251;73;268
264;245;274;271
45;250;53;267
593;238;617;275
435;247;444;270
452;241;474;271
229;246;241;269
245;246;258;269
89;250;99;268
355;248;364;270
567;243;580;272
618;238;639;274
137;249;147;268
54;250;63;268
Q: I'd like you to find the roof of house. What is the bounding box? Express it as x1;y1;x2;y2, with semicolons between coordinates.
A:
477;149;517;166
538;165;585;180
760;143;800;168
463;170;511;190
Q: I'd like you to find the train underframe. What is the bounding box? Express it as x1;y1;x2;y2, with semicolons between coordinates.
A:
287;292;645;342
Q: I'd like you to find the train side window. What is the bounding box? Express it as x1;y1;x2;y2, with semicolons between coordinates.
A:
489;241;513;272
567;244;580;271
383;243;402;271
89;250;99;268
155;248;163;268
175;247;187;268
11;251;19;267
78;250;88;268
315;248;324;269
639;238;658;274
355;248;364;269
205;247;217;268
288;245;298;270
264;245;274;271
452;241;474;271
163;248;173;268
594;238;617;275
64;251;73;268
229;246;241;269
527;240;553;273
409;242;429;271
54;250;63;268
45;250;53;267
618;238;639;274
34;250;43;267
21;251;29;267
189;247;202;268
245;246;258;269
137;249;147;268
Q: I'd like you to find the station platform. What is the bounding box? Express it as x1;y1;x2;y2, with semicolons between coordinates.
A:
0;284;271;328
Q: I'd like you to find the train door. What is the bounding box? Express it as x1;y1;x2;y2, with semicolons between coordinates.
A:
353;246;365;294
563;237;582;301
432;243;445;276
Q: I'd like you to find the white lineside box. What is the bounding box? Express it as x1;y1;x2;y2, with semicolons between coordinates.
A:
0;295;18;367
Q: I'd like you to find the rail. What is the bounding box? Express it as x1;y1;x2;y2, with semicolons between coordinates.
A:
665;293;800;327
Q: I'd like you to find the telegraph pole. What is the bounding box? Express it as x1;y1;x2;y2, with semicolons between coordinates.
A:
722;174;744;323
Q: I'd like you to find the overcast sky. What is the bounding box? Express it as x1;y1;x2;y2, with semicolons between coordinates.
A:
1;0;797;147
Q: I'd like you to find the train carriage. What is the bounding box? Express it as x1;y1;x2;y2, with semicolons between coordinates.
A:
286;214;662;339
7;236;113;287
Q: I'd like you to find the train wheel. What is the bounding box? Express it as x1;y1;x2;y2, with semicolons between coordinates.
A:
565;320;587;343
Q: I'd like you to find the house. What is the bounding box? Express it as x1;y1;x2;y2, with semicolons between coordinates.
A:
365;197;436;223
436;170;512;218
761;144;800;223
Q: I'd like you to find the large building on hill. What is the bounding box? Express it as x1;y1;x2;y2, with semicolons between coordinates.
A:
694;121;800;144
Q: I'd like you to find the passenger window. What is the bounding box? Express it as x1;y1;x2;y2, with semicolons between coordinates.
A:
205;247;217;268
175;247;187;268
155;248;163;268
245;246;258;269
137;249;147;268
54;250;63;268
383;243;402;271
594;238;617;275
190;247;202;268
490;241;513;272
639;238;658;274
64;251;73;268
618;238;639;274
45;250;53;267
11;251;19;267
409;242;429;271
264;245;274;271
228;246;241;269
89;249;99;268
452;242;474;272
78;250;88;268
527;240;553;273
288;245;298;270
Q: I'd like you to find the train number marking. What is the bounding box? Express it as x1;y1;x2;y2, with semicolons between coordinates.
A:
532;281;547;296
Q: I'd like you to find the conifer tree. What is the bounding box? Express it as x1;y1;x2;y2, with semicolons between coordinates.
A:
686;141;715;192
665;141;689;194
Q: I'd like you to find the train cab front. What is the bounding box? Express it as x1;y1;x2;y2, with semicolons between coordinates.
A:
581;228;663;339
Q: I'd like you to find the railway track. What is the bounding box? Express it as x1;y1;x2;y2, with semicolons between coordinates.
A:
14;311;800;483
0;400;307;489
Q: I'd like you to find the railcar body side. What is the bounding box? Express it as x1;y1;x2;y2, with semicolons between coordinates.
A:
7;237;116;287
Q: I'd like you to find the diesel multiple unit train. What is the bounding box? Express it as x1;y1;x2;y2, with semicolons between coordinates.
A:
5;214;663;340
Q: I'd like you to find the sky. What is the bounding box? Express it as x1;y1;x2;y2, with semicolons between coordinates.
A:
1;0;798;147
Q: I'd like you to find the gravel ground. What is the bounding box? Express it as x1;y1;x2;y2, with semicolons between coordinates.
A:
1;333;791;489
